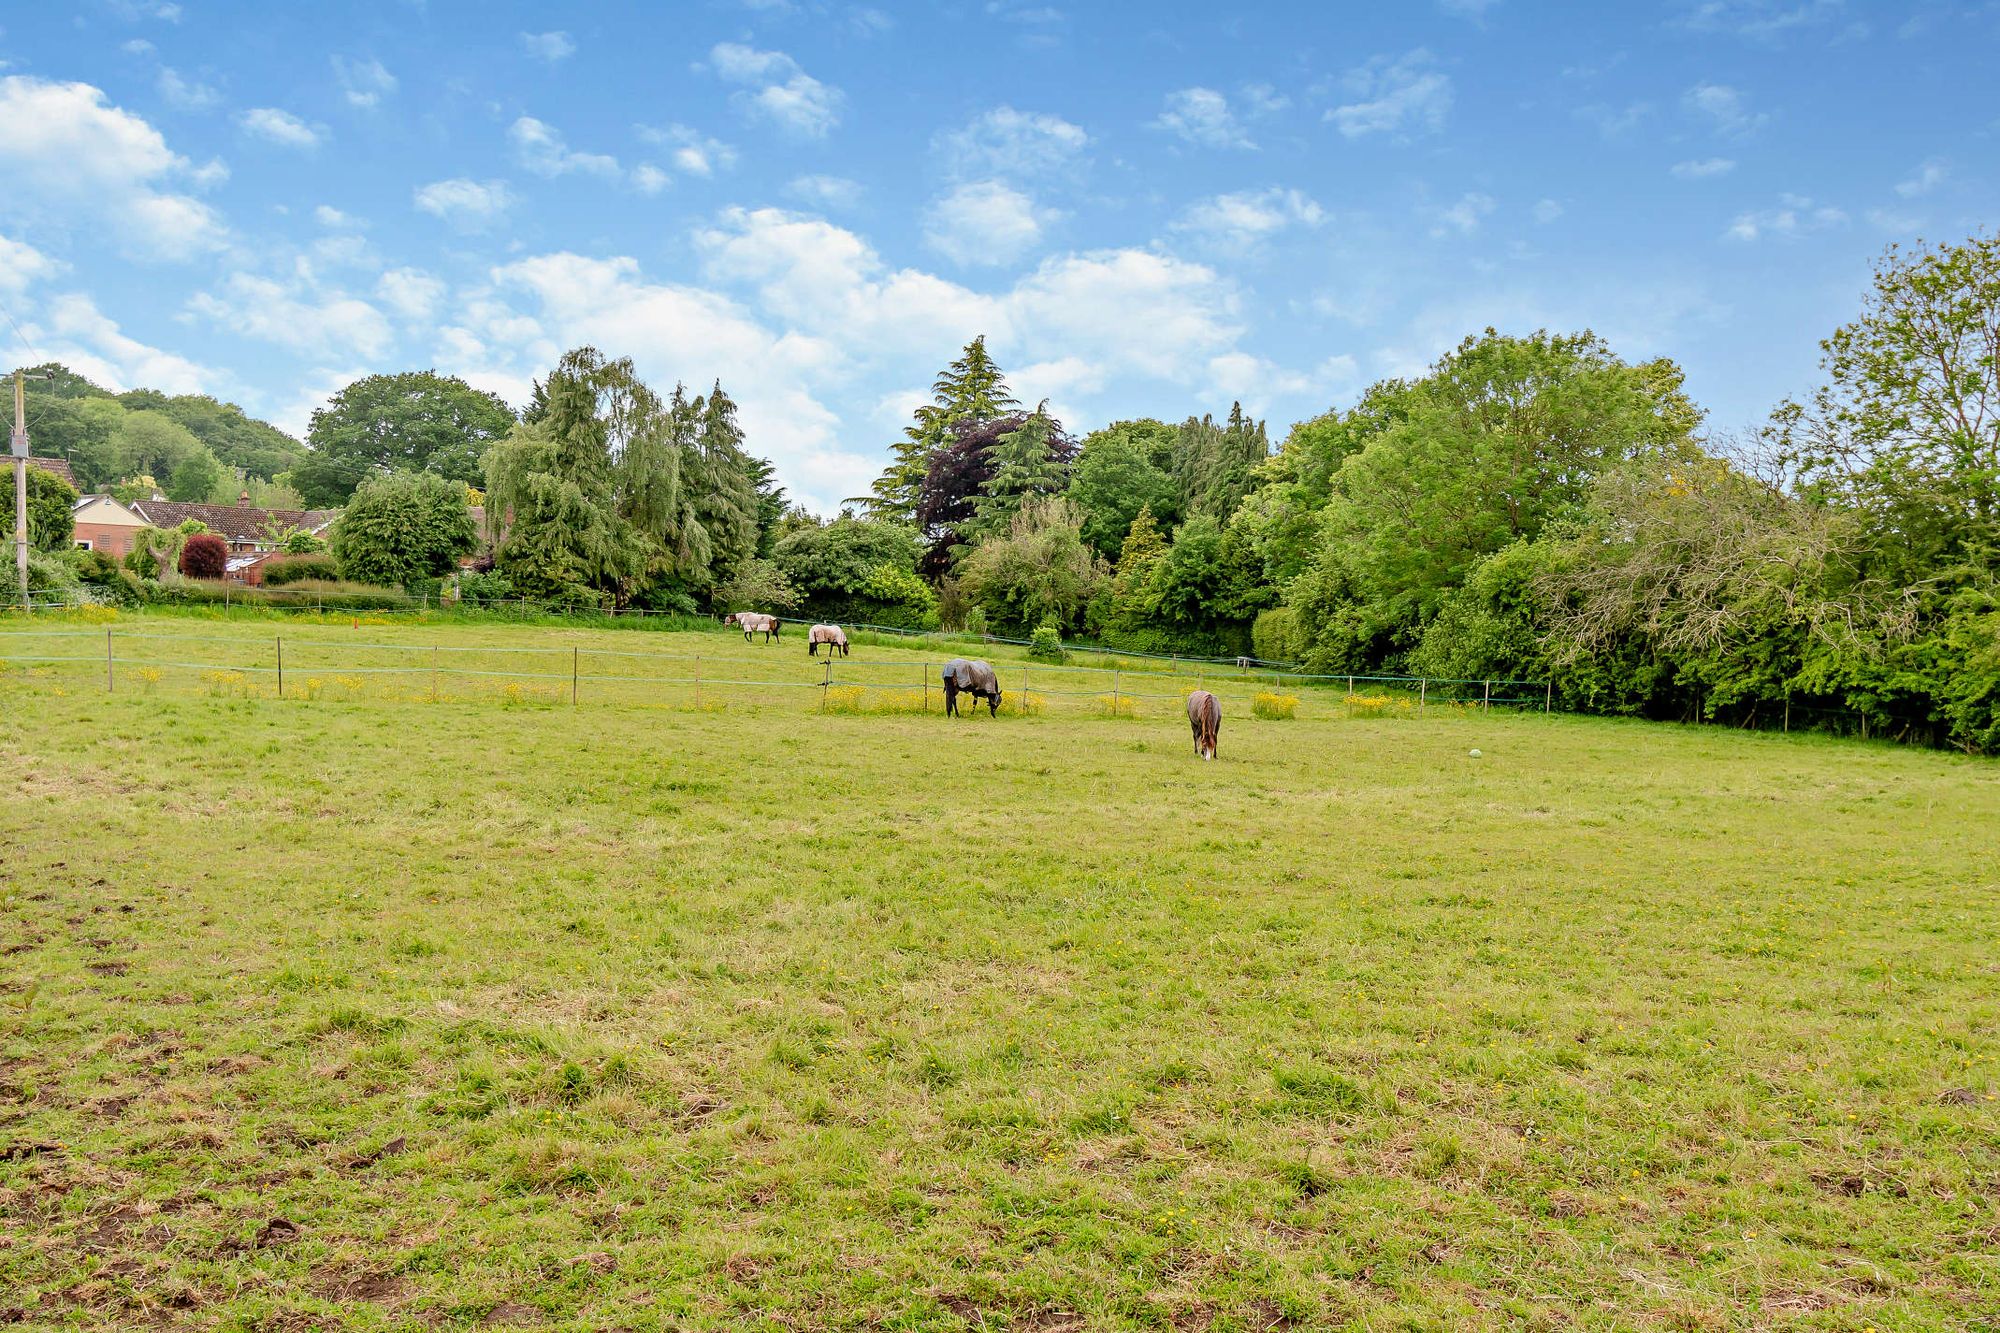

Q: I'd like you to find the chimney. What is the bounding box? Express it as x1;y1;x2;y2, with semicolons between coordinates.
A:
238;490;251;506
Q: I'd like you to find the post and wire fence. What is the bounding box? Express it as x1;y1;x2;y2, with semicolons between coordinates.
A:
0;622;1554;723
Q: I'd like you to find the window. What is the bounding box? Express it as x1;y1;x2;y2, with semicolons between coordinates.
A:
75;539;93;550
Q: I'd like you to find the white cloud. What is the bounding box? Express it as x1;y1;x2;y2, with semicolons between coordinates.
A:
187;272;393;360
1173;188;1323;251
485;249;862;511
1330;49;1452;139
156;66;218;111
923;180;1050;266
508;116;621;179
936;106;1089;178
0;233;61;292
332;56;396;109
1532;198;1563;223
375;266;446;321
519;31;575;62
414;178;513;228
1725;193;1846;241
1894;158;1946;198
105;0;183;21
1153;87;1253;149
1207;351;1359;409
314;204;359;228
1671;156;1736;179
0;75;226;261
1684;82;1768;136
632;165;669;195
1574;101;1651;139
34;293;210;395
240;106;324;148
788;174;862;210
1675;1;1844;40
707;43;842;138
636;123;738;176
1429;191;1495;237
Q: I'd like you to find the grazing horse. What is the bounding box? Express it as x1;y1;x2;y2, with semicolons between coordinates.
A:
724;612;781;643
807;624;849;657
1186;689;1221;761
941;658;1002;718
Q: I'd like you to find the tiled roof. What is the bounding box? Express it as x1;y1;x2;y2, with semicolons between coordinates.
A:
129;500;340;544
24;456;76;487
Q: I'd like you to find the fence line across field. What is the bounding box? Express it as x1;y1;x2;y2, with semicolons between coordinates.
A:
0;626;1553;722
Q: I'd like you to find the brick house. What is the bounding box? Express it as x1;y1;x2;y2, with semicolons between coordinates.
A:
126;495;342;584
71;495;151;559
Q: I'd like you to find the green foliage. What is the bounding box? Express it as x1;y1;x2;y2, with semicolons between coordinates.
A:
260;554;342;586
456;569;514;604
1251;607;1297;663
282;529;326;555
1068;421;1178;558
14;363;302;489
1027;621;1065;662
1173;402;1268;523
26;467;76;553
867;335;1019;522
773;518;923;599
714;557;799;613
294;371;515;508
166;447;227;503
331;471;478;589
969;405;1072;542
959;497;1105;634
179;532;228;579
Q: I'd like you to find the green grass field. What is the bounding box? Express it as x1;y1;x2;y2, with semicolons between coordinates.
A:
2;613;1997;1330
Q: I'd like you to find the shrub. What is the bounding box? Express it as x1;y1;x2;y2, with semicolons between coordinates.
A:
1027;621;1066;663
179;532;228;579
456;570;515;605
72;548;122;584
1252;608;1298;663
965;607;988;637
1253;691;1299;720
1095;694;1139;718
261;554;340;586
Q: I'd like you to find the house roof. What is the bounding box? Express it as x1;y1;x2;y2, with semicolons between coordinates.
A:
24;456;76;487
128;500;340;544
73;494;146;519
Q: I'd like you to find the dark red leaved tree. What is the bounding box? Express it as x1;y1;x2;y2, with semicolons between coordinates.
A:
179;532;228;579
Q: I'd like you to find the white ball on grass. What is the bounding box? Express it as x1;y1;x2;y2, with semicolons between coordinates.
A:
1468;748;1483;758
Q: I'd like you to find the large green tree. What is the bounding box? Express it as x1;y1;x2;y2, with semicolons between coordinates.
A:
329;471;478;588
166;447;228;503
1068;421;1179;559
1770;236;2000;593
295;371;516;508
1293;329;1702;664
958;496;1105;633
865;336;1019;521
26;468;77;552
968;404;1074;543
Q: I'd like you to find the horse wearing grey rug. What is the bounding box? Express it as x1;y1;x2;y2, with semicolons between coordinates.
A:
941;658;1002;717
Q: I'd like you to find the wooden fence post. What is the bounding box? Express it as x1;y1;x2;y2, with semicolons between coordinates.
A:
694;654;702;708
1544;680;1551;714
1419;678;1427;716
922;662;929;713
106;627;114;693
431;645;439;701
1113;665;1120;711
1784;695;1790;733
1483;679;1491;713
572;645;579;706
820;658;831;711
276;636;284;699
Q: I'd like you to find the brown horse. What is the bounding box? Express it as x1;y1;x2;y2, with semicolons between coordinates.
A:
1186;690;1220;761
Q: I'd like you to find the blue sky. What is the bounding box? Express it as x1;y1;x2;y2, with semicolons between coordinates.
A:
0;1;1993;513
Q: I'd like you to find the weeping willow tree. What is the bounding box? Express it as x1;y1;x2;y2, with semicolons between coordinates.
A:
487;347;772;608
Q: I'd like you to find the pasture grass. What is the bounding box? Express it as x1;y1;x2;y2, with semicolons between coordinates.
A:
1;614;1997;1330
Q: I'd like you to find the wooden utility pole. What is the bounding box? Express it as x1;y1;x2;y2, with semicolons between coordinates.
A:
13;370;37;611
